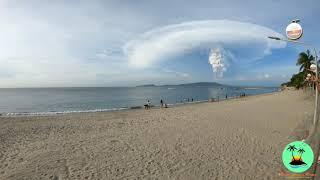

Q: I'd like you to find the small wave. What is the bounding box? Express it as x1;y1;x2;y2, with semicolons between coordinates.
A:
244;87;264;90
4;107;130;117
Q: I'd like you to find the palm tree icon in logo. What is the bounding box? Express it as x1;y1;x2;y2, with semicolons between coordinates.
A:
282;141;314;173
287;145;307;166
287;145;297;159
297;148;305;161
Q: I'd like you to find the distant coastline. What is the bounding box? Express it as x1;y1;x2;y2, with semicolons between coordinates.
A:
136;82;278;88
136;82;223;87
136;84;157;87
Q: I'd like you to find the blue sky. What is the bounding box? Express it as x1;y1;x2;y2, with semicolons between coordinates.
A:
0;0;319;87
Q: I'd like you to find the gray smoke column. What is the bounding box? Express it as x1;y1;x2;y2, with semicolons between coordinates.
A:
208;48;226;78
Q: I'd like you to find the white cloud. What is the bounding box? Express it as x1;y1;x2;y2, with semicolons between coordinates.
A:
264;74;270;79
124;20;286;72
181;73;190;78
0;1;137;87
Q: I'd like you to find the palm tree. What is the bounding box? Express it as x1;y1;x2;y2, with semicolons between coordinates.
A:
282;50;316;89
296;50;314;74
287;145;297;160
297;148;305;161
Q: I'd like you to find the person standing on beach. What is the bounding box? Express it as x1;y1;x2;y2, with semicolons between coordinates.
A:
160;99;163;108
147;100;151;109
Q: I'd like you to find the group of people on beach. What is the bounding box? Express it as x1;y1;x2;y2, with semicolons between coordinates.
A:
179;98;194;103
144;99;168;109
209;92;246;102
144;100;151;109
144;93;247;109
185;98;194;102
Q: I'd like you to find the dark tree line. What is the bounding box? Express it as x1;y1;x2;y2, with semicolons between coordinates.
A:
282;50;315;89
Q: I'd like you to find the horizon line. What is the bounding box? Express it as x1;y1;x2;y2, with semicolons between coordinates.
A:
0;82;280;89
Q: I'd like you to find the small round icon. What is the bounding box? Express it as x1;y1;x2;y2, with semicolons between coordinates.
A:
282;141;314;173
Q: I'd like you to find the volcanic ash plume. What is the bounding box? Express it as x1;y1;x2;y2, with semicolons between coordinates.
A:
208;48;226;78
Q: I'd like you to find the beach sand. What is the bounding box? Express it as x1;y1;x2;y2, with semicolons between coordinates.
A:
0;90;314;179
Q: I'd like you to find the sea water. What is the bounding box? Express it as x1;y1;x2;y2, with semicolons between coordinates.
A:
0;85;278;115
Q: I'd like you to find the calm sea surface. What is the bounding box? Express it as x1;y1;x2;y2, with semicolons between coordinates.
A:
0;85;278;115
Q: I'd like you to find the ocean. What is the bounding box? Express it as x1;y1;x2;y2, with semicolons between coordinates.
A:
0;84;278;116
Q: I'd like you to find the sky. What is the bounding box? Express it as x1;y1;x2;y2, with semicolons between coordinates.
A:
0;0;319;87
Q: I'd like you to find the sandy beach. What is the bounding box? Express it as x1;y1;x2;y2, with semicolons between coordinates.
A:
0;90;314;179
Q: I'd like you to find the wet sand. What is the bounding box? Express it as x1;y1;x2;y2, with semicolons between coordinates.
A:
0;90;314;179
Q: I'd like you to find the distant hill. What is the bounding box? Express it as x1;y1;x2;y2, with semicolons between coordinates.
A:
136;84;156;87
135;82;277;88
176;82;222;87
136;82;224;87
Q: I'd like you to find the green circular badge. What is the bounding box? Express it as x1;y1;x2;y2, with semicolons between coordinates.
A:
282;141;314;173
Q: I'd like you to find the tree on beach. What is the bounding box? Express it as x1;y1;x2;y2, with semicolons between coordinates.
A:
286;72;305;88
287;145;297;160
297;148;305;161
296;50;314;73
282;50;315;89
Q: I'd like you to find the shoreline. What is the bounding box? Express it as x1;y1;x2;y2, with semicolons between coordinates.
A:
1;91;279;117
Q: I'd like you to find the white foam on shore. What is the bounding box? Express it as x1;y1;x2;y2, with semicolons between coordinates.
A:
4;107;130;117
0;98;237;117
3;101;210;117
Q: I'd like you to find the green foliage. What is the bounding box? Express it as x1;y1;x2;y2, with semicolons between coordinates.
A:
296;50;314;72
283;50;314;89
285;72;305;88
